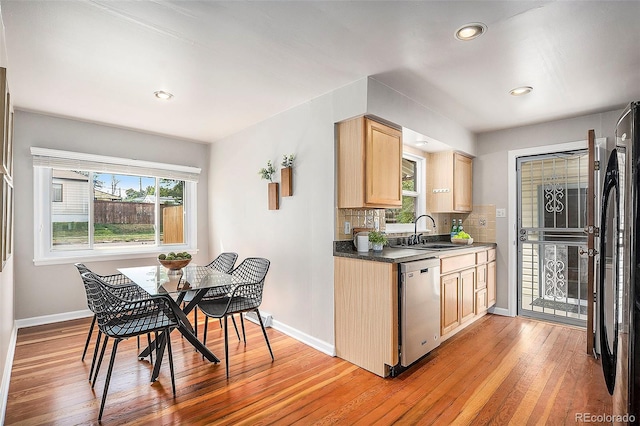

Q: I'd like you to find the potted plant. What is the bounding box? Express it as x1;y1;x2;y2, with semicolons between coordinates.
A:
368;231;388;252
258;160;279;210
281;154;295;197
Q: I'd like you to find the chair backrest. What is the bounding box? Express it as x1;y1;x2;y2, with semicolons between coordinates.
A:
231;257;270;283
80;272;177;336
74;263;133;286
78;270;106;316
227;258;270;311
206;252;238;274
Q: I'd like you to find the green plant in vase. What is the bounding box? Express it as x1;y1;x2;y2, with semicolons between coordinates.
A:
258;160;276;182
368;231;388;252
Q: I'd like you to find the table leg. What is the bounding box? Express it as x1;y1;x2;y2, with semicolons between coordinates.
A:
142;292;221;374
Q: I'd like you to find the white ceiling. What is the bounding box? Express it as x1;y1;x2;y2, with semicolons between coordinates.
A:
2;1;639;144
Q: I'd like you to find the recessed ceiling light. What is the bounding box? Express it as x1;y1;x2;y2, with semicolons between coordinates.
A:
509;86;533;96
455;23;487;41
416;141;429;146
154;90;173;100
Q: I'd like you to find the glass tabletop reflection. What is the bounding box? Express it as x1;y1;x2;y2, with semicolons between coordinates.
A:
118;264;235;296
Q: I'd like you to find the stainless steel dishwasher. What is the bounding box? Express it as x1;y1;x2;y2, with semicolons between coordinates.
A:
400;257;441;367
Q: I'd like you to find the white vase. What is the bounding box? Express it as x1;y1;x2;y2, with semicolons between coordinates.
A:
372;242;384;252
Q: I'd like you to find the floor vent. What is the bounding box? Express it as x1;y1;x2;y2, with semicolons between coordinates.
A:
244;311;273;328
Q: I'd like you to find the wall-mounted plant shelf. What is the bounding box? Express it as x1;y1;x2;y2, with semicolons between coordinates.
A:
281;167;292;197
269;182;279;210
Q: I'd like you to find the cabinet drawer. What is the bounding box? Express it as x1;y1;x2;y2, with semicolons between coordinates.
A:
441;253;476;274
487;248;496;262
476;250;487;264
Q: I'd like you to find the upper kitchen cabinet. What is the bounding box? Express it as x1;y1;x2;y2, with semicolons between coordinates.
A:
427;151;473;213
337;116;402;208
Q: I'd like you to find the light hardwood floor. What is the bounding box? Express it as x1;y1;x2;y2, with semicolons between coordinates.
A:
5;314;611;425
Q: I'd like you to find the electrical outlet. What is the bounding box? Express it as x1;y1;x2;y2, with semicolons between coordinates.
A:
496;208;506;218
479;218;487;227
344;221;351;234
374;217;380;231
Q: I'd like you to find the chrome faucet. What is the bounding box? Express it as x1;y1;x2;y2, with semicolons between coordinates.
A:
410;214;436;245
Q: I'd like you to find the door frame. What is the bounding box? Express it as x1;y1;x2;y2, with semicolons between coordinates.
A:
505;138;606;317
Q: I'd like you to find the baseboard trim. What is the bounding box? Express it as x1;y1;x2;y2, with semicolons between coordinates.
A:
271;319;336;357
489;307;513;317
0;324;17;425
15;309;93;329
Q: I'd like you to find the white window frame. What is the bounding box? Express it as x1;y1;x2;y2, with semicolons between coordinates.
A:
385;152;428;234
32;147;201;266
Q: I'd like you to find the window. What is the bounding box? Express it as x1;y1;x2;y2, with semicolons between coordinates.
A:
52;183;63;202
32;148;200;265
385;153;426;233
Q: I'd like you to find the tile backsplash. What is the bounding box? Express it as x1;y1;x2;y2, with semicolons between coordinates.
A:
336;208;386;240
335;205;496;243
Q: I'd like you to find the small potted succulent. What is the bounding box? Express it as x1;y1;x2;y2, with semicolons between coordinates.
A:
368;231;388;252
259;160;279;210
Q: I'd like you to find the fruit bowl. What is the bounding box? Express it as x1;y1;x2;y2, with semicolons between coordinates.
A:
158;258;192;270
451;237;474;245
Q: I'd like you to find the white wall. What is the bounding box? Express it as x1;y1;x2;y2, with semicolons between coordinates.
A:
208;78;368;349
474;108;623;311
13;111;211;319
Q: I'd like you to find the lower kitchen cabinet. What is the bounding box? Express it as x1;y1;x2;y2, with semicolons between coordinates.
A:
334;257;398;377
440;246;497;341
476;288;488;313
440;267;475;335
441;273;460;335
460;268;476;323
487;259;496;307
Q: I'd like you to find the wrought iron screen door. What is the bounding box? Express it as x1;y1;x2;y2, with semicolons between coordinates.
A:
517;150;590;326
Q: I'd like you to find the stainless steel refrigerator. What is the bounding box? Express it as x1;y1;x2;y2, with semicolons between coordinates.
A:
599;101;639;422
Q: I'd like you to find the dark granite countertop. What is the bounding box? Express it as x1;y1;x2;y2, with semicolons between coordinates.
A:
333;240;497;264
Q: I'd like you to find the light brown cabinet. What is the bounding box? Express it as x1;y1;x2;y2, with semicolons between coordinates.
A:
441;272;460;335
460;268;476;323
334;257;398;377
440;246;496;340
440;266;475;336
487;258;496;307
427;151;473;213
337;116;402;208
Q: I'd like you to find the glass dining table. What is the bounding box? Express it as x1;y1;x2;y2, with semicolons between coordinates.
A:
118;264;235;381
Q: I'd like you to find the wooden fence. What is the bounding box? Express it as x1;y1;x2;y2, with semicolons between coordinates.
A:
94;201;183;242
94;200;154;224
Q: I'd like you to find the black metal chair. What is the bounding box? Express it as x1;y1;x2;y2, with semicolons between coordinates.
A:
181;252;238;336
74;263;152;380
197;257;274;378
80;272;180;421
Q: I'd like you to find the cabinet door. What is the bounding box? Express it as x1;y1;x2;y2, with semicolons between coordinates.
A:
487;261;496;307
460;268;476;323
427;151;454;212
441;273;460;335
475;288;488;314
453;153;473;212
476;263;487;290
365;119;402;206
